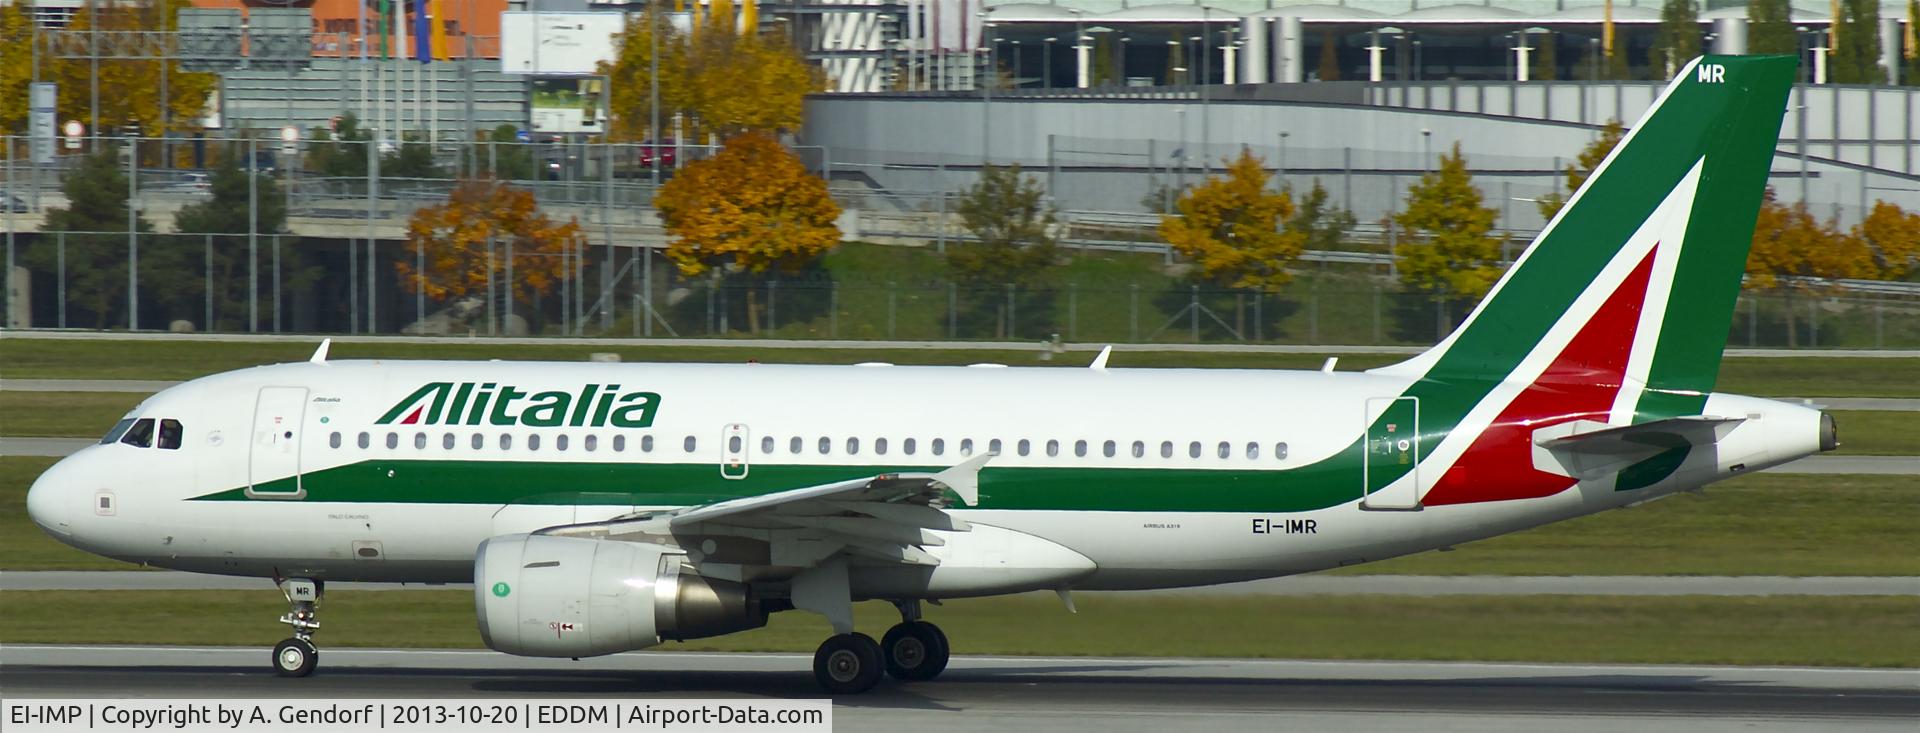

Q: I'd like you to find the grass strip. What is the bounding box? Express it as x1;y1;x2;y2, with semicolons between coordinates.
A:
1;591;1914;668
3;337;1916;397
0;392;146;438
1828;410;1920;456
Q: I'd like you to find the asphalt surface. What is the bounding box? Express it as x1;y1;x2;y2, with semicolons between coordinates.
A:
8;571;1918;596
1;646;1914;732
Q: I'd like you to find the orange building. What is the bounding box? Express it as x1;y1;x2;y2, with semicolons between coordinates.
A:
187;0;508;58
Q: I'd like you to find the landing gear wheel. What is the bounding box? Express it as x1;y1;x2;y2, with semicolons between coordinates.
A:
272;638;318;677
813;633;884;694
882;621;949;681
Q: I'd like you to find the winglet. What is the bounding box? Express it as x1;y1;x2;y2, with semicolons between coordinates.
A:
1089;345;1113;371
931;451;994;506
309;339;332;365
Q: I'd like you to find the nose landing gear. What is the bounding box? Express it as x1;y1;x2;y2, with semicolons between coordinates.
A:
271;577;322;677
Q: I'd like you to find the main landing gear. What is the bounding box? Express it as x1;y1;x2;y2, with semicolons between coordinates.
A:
271;577;322;677
809;600;950;694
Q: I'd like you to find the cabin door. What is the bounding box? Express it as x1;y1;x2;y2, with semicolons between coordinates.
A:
1361;396;1421;510
247;387;309;498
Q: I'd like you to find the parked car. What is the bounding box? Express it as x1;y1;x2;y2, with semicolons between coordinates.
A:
638;140;676;169
2;194;29;213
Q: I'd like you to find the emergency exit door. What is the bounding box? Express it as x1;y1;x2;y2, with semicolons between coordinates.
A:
721;423;751;479
248;386;309;498
1361;396;1421;510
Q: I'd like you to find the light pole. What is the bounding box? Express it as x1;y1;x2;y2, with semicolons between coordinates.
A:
1011;39;1022;88
980;10;994;164
1421;128;1433;173
1195;33;1209;174
1044;37;1055;88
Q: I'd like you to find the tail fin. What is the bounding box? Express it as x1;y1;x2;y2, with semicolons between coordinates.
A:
1376;56;1795;420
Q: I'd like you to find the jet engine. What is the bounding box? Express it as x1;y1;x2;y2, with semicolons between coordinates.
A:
474;534;765;657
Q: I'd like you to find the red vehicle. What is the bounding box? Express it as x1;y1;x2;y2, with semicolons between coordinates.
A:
638;140;676;169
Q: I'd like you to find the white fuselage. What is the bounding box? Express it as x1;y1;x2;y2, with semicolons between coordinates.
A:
26;359;1826;593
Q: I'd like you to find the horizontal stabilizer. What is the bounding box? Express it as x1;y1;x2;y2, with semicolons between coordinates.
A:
1535;416;1744;454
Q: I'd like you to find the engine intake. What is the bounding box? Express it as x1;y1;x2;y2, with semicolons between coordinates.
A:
474;534;765;658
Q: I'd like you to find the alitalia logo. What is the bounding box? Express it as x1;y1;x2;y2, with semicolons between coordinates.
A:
377;382;662;428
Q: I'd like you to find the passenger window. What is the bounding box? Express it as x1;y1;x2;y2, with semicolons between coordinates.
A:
584;435;598;452
847;437;860;455
1275;442;1289;460
761;436;774;454
875;438;888;455
385;432;399;450
101;419;135;445
358;432;371;449
684;436;697;452
1217;441;1231;459
442;433;455;450
1188;442;1202;459
903;438;916;456
528;434;542;451
931;438;945;456
1102;440;1116;458
729;435;742;453
413;433;427;450
556;435;569;451
1045;440;1059;457
1247;442;1260;459
1017;439;1031;457
1131;440;1145;458
613;435;626;452
819;437;832;454
790;436;803;454
641;435;654;452
329;432;343;449
1075;440;1089;458
499;434;513;450
158;419;184;450
472;433;485;450
1160;441;1173;458
960;438;974;456
120;418;155;448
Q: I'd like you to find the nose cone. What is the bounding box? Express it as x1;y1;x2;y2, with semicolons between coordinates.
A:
26;459;75;537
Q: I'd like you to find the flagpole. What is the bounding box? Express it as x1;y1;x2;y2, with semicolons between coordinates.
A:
396;0;410;141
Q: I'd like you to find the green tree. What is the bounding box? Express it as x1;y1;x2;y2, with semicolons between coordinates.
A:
1748;0;1797;54
1160;150;1305;292
1393;142;1504;331
1537;119;1626;221
26;152;154;327
1529;31;1558;81
382;136;445;180
948;165;1058;338
1091;33;1119;86
1831;0;1887;84
306;113;371;179
164;156;321;331
484;125;536;181
1646;0;1701;81
1286;179;1357;252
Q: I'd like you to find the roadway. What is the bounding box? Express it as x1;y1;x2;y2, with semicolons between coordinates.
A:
1;646;1914;732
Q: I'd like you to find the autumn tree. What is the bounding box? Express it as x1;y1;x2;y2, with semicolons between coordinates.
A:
600;3;821;142
45;1;216;136
1160;150;1305;293
396;178;583;325
1745;189;1877;346
1317;31;1341;81
948;165;1058;338
654;131;840;332
1907;1;1920;86
0;2;32;132
1646;0;1701;81
1537;119;1626;220
1831;0;1887;84
1394;142;1504;331
1748;0;1797;54
24;152;155;327
1854;201;1920;281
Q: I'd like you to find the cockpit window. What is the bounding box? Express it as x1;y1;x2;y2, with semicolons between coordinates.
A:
157;419;184;450
101;419;136;445
120;418;156;448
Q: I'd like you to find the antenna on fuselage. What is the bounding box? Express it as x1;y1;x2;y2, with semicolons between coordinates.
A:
309;339;332;365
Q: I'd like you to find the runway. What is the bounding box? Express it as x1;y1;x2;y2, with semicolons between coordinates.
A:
8;570;1919;596
1;646;1913;732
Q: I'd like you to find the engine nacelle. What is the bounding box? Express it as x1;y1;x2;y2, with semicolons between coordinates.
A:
474;534;765;658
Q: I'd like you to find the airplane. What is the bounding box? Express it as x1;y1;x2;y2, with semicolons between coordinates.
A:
26;56;1829;694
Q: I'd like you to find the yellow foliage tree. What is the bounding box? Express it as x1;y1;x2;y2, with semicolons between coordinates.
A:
1853;201;1920;281
0;2;33;133
599;4;821;142
45;2;217;136
1537;119;1626;220
1158;149;1306;292
655;131;840;331
396;179;583;308
1745;189;1878;346
1395;142;1505;307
